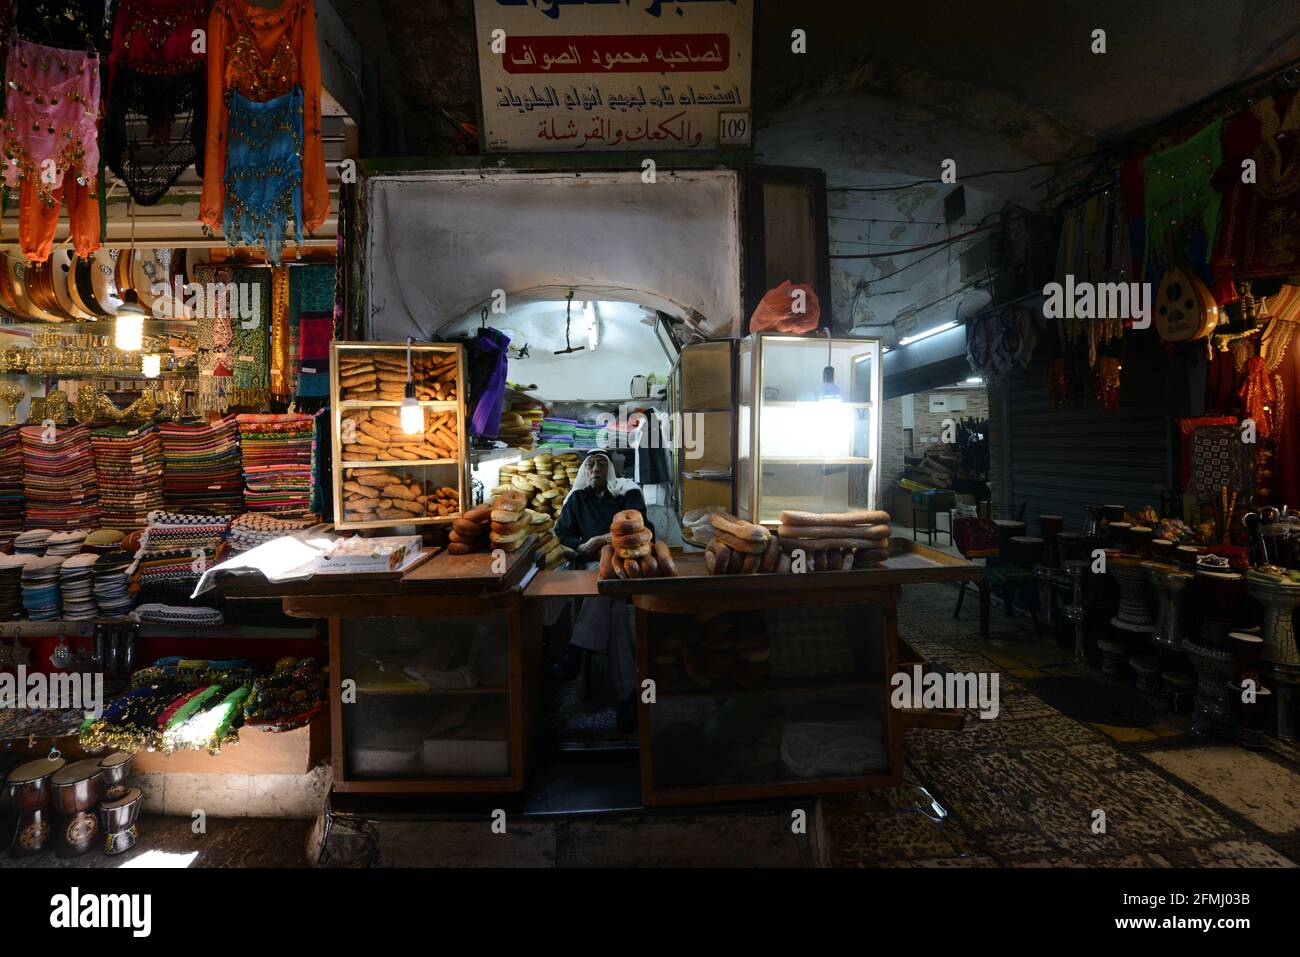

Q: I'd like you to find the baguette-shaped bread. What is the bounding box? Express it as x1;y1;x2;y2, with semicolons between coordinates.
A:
599;544;615;580
653;540;678;577
779;509;891;526
711;528;767;554
780;535;893;553
758;534;781;573
776;523;890;540
709;511;770;543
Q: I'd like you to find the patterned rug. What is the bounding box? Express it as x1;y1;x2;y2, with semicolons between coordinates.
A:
822;581;1300;868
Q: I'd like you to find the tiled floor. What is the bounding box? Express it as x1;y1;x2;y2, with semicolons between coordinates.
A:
822;581;1300;868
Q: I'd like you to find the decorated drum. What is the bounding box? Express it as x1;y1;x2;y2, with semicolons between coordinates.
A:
49;759;103;857
99;787;143;856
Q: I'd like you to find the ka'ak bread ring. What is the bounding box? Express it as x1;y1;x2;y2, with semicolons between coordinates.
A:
610;520;644;537
491;509;528;524
453;518;488;537
776;523;891;540
447;542;473;555
711;528;768;554
613;509;644;529
652;541;678;577
599;544;615;580
758;534;781;573
492;518;528;535
616;542;652;560
494;491;527;512
611;528;653;550
463;504;492;523
779;509;892;527
709;511;769;544
449;529;482;544
706;540;732;575
492;527;527;545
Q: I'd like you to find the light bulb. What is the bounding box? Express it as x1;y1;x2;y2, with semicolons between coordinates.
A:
400;395;424;435
142;354;161;378
115;311;144;352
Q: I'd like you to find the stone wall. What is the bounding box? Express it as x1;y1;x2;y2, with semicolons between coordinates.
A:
880;387;989;490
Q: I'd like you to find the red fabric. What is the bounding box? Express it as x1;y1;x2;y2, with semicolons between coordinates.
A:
954;516;1001;558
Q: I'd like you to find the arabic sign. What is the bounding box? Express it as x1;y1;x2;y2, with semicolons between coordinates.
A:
474;0;753;152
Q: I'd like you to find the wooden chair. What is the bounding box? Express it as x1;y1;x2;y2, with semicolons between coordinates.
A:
953;516;1000;639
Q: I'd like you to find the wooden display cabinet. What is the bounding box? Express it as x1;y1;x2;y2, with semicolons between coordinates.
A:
330;341;469;530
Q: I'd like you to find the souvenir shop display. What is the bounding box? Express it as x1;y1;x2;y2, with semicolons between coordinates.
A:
6;754;66;857
200;0;329;261
135;510;233;605
331;342;468;529
0;428;24;537
225;512;320;555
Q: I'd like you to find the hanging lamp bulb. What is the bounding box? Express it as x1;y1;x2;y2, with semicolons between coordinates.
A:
399;335;424;435
141;353;162;378
115;289;146;352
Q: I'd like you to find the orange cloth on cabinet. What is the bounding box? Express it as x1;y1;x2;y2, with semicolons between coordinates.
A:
17;179;101;264
199;0;327;235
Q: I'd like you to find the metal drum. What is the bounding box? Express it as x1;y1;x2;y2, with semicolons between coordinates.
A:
6;755;65;857
49;758;103;857
98;751;134;803
99;787;143;856
994;520;1026;560
1008;536;1044;566
1128;525;1154;557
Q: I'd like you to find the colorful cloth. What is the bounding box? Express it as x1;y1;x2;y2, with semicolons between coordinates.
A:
1142;118;1223;286
157;417;244;514
19;424;99;531
230;269;270;406
90;425;164;530
235;413;315;516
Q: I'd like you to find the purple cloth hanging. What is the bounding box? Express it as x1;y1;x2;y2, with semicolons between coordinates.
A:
470;329;511;438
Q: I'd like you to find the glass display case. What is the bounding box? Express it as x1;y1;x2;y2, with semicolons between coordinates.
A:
739;334;882;525
669;340;737;523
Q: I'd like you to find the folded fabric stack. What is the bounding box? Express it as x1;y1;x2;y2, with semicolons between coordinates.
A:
93;550;136;618
13;528;52;556
0;554;31;619
133;603;224;628
60;553;99;620
137;510;233;604
536;416;604;450
45;529;87;558
234;413;316;516
225;512;318;555
0;428;24;543
90;425;165;530
158;417;244;514
21;556;63;621
20;424;99;530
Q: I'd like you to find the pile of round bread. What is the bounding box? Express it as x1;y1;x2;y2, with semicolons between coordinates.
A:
498;400;543;448
704;512;781;574
447;503;492;555
494;452;580;521
598;509;679;579
777;509;892;570
489;491;532;553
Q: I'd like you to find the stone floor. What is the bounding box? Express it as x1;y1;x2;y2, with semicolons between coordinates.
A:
821;580;1300;868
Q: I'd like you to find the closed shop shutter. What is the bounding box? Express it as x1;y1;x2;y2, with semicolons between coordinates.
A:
1006;340;1175;533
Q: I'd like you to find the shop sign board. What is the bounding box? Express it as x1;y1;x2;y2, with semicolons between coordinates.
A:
473;0;754;152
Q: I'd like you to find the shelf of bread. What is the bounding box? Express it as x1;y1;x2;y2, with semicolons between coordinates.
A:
332;342;468;530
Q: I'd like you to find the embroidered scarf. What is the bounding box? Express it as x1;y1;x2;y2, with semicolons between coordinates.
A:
223;87;304;263
2;38;101;203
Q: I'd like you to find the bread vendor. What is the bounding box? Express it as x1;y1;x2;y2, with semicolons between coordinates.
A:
547;450;650;730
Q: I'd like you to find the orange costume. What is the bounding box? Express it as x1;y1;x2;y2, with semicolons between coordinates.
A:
199;0;328;242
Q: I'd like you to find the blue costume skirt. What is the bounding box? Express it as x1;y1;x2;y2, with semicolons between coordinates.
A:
223;86;304;264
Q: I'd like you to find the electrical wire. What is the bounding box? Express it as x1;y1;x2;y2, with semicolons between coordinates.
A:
830;216;1023;260
828;155;1097;193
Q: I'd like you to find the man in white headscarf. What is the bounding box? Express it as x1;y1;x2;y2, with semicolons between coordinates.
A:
548;450;650;731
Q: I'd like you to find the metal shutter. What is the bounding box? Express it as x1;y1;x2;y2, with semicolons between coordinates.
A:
1006;341;1175;533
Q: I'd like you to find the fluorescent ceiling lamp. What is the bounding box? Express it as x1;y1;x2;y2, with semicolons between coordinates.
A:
965;377;983;384
897;320;957;346
585;300;598;351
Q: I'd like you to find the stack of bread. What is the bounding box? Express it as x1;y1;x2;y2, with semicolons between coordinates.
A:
777;509;892;570
598;509;678;580
447;503;493;554
493;451;580;521
490;491;531;552
534;525;571;569
498;399;543;448
342;471;458;523
341;408;459;463
652;611;770;690
704;511;782;575
338;349;457;401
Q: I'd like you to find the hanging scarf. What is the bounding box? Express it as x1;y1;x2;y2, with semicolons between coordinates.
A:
1238;354;1278;439
230;268;270;407
1142;119;1223;285
102;0;207;205
223;87;304;263
293;264;334;399
2;38;100;205
192;264;234;415
269;265;292;399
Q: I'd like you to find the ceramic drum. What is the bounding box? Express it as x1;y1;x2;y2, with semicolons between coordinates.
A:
98;751;134;803
49;759;103;857
6;755;65;857
1109;555;1155;629
98;787;143;856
